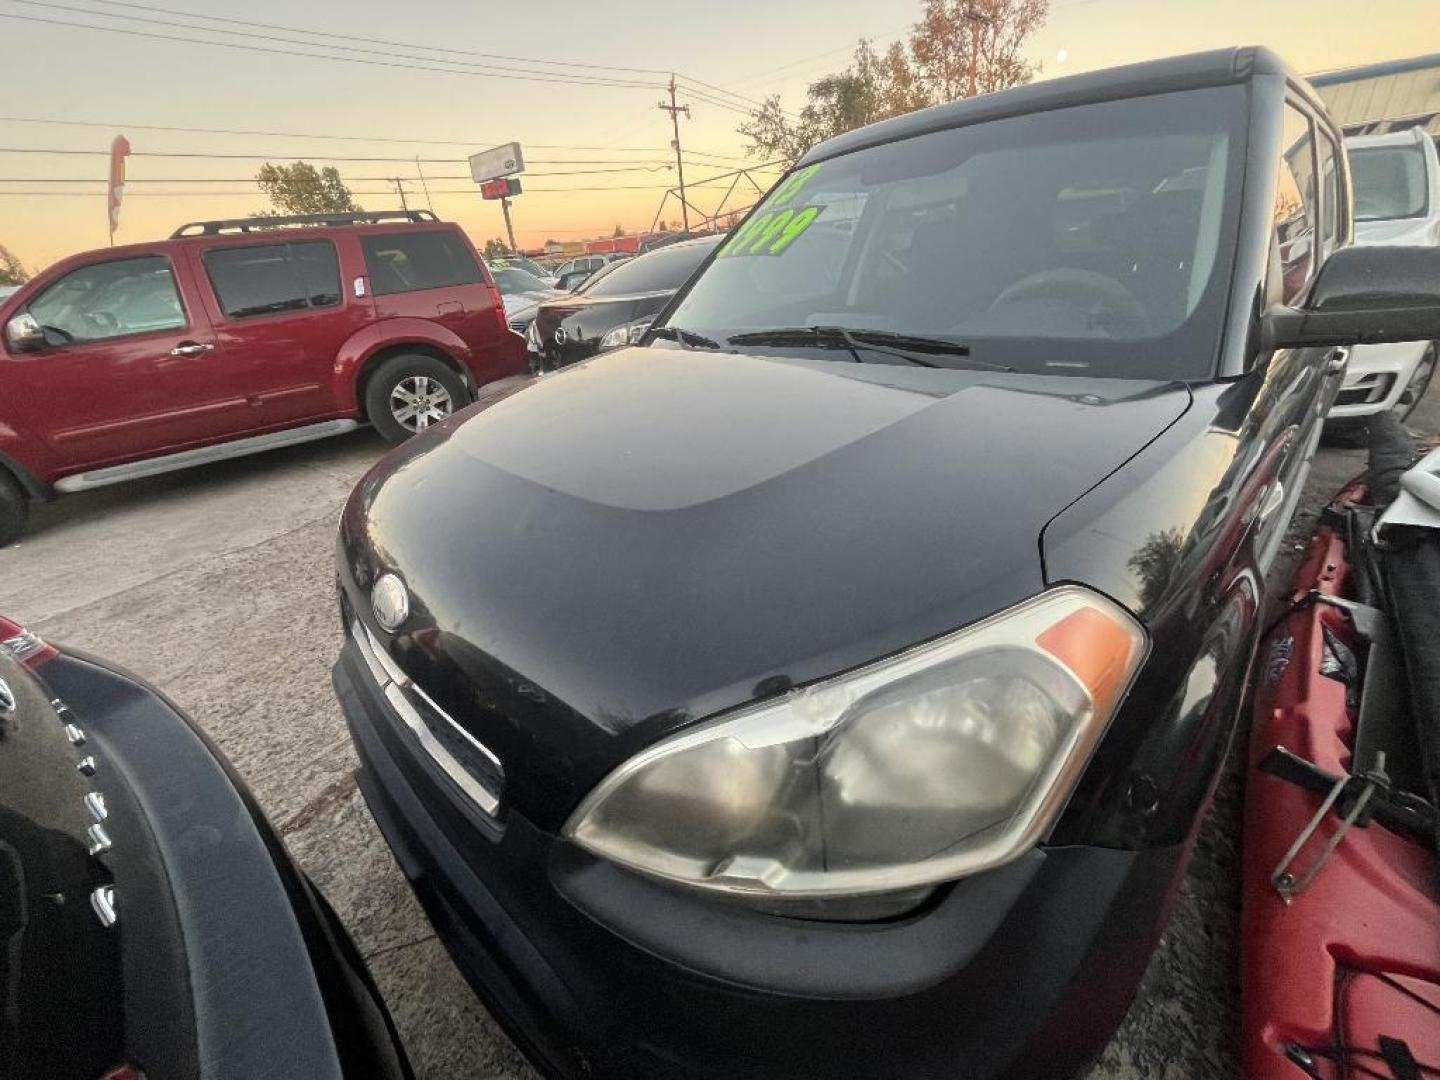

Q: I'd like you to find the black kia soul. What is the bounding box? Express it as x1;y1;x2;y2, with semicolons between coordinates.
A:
332;48;1440;1080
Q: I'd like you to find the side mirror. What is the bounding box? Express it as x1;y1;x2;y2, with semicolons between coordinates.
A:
558;271;586;293
4;312;44;354
1263;246;1440;351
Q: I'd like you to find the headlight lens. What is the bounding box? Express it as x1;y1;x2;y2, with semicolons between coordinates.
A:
599;318;653;351
565;586;1145;900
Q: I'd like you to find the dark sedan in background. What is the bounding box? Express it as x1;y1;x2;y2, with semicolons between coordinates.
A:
332;47;1440;1080
0;617;410;1080
527;236;719;371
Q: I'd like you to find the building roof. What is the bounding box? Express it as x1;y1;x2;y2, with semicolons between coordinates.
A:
1308;53;1440;135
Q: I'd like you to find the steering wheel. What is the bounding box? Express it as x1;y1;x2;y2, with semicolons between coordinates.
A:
989;268;1149;336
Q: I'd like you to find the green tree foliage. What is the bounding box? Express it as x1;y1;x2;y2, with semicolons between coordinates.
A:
739;0;1048;164
0;244;26;286
255;162;362;216
483;238;511;260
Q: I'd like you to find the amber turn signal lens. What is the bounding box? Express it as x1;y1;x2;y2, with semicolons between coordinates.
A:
1036;605;1143;719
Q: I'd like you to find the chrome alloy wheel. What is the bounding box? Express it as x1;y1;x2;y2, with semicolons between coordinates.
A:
390;375;454;432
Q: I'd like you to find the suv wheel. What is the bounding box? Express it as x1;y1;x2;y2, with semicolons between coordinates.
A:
0;470;29;548
364;354;470;445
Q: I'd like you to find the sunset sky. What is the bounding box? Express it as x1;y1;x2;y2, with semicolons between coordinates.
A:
2;0;1437;272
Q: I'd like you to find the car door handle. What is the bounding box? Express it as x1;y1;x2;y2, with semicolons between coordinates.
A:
170;342;214;357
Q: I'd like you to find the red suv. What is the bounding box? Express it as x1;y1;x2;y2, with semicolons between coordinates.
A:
0;210;525;544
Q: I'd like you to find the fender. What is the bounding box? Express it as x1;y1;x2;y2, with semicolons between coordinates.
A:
331;319;476;413
0;416;53;495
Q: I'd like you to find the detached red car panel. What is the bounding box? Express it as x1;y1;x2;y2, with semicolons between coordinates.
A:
0;211;525;543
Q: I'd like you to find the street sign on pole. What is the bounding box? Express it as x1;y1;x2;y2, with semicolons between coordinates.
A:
480;177;522;200
468;143;525;184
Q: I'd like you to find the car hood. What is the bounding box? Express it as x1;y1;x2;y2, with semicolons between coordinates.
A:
500;289;563;321
339;347;1191;822
1354;216;1440;246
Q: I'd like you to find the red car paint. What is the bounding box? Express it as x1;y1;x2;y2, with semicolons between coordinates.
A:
1242;483;1440;1079
0;219;524;492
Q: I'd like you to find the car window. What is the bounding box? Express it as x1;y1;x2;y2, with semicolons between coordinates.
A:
1317;130;1342;259
491;266;553;295
203;240;341;320
582;242;716;298
1274;105;1319;305
1349;144;1429;221
665;84;1247;380
27;255;185;344
361;230;484;296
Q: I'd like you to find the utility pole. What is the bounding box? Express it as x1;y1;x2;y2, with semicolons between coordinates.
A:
499;195;517;251
391;177;409;212
658;75;691;232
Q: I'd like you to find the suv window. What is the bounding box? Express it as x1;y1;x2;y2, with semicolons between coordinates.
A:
203;241;341;320
1274;105;1319;304
583;242;715;298
1350;143;1429;221
362;231;483;296
27;255;186;344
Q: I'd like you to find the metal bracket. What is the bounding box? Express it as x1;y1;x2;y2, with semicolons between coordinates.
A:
1270;752;1387;903
1259;745;1437;845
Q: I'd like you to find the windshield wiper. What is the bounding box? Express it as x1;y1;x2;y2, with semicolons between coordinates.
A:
726;326;1014;372
649;325;722;350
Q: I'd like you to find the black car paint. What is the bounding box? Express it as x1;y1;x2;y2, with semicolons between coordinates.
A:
333;47;1350;1080
338;352;1192;832
0;648;410;1080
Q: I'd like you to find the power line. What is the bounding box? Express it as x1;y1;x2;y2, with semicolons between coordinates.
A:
0;165;674;182
8;0;668;89
0;147;672;164
0;11;665;90
78;0;675;76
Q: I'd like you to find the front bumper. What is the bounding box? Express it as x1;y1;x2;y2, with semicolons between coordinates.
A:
334;636;1189;1080
1327;340;1431;419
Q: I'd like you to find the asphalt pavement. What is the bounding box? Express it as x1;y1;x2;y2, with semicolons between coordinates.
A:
2;381;1435;1080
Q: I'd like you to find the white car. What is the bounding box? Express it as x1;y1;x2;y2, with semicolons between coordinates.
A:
1330;129;1440;425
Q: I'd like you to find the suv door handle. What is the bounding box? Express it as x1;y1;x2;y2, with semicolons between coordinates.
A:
170;342;214;357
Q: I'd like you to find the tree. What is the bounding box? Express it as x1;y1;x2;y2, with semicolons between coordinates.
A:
255;162;361;216
911;0;1048;99
483;238;511;260
739;0;1048;164
612;224;626;237
0;244;26;286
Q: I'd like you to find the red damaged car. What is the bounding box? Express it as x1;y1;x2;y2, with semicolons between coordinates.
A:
0;210;525;545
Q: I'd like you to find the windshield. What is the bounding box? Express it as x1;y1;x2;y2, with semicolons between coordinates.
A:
582;240;717;298
1349;145;1429;221
663;85;1246;379
491;266;554;295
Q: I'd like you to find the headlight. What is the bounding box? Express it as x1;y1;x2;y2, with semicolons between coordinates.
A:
565;586;1145;902
599;318;653;351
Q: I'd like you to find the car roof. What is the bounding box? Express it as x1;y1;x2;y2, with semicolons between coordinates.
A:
799;46;1302;167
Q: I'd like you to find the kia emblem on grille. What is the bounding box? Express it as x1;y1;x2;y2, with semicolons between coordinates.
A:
372;573;410;633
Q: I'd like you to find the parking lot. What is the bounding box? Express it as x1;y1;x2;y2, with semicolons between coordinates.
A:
2;383;1436;1080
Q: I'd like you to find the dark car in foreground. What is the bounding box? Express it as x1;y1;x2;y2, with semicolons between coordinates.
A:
527;236;720;371
331;47;1440;1080
0;617;410;1080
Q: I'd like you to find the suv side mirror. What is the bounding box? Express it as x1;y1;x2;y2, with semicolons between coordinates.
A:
4;312;44;354
1263;246;1440;351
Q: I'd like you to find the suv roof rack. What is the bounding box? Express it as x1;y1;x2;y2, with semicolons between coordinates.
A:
170;209;439;238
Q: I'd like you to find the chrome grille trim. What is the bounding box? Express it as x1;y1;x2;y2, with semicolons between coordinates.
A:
350;619;503;816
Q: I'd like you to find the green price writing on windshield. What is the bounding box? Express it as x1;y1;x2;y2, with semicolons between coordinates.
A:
718;205;823;258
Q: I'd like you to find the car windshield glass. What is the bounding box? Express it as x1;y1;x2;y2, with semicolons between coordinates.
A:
491;266;553;294
664;85;1247;380
1349;145;1429;221
582;241;716;298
